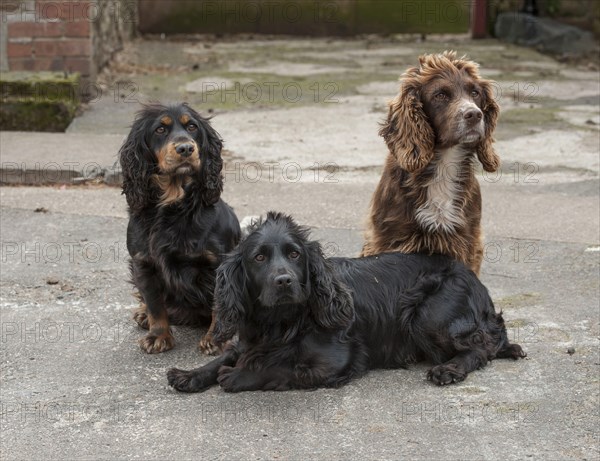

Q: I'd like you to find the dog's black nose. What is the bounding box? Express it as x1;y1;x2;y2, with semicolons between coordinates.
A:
176;143;195;157
463;108;483;123
274;274;292;287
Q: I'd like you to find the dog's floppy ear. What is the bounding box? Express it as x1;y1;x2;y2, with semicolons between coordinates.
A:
119;116;155;212
213;249;246;343
379;74;435;173
306;241;354;330
188;105;224;206
476;79;500;172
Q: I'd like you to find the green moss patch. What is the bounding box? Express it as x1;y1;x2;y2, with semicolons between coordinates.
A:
0;72;80;132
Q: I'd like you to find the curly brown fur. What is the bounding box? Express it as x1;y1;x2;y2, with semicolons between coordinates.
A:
363;51;500;275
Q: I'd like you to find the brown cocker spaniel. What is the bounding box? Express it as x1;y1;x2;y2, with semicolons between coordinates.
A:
362;51;500;275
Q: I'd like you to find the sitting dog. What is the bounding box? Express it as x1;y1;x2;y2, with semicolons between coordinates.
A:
167;212;525;392
119;103;240;353
362;51;500;275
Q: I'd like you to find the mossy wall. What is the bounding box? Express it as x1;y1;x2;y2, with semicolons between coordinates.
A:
0;72;80;132
139;0;470;36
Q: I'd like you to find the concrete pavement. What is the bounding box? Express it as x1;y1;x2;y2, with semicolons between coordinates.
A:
1;35;599;460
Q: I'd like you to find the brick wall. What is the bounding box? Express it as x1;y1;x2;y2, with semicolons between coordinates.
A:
1;0;137;81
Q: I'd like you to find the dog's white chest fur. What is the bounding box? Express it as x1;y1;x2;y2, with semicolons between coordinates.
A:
416;146;467;233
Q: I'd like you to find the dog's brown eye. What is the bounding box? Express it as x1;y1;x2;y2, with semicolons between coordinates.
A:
155;126;166;134
289;251;300;259
187;124;197;132
471;90;480;98
255;254;265;262
435;92;447;101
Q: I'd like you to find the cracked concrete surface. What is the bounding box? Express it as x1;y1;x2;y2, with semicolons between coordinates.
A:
1;35;599;460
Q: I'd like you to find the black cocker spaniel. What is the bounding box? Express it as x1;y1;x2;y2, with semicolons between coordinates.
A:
167;212;525;392
119;103;240;354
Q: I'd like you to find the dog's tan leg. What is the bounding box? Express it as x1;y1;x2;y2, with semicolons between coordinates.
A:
132;300;149;330
139;308;175;354
198;310;220;356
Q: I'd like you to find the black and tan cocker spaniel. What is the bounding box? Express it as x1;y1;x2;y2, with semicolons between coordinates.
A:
363;51;500;275
167;212;525;392
119;103;240;354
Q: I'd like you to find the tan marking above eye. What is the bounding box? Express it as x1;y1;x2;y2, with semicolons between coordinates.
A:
179;114;190;124
160;116;173;126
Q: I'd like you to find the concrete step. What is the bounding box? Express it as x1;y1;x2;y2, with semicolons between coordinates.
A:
0;131;124;185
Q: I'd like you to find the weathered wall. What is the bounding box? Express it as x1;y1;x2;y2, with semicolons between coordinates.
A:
492;0;600;37
92;0;137;72
2;1;92;74
138;0;470;36
1;0;137;79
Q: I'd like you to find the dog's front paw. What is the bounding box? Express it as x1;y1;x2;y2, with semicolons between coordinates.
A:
167;368;196;392
198;333;220;356
167;368;210;392
427;364;465;386
132;304;149;329
139;331;174;354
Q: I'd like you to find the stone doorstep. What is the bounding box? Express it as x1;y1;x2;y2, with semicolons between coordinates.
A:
1;71;81;94
0;71;81;133
0;100;78;132
0;131;125;186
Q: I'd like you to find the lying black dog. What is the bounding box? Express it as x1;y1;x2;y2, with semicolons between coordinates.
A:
168;212;525;392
